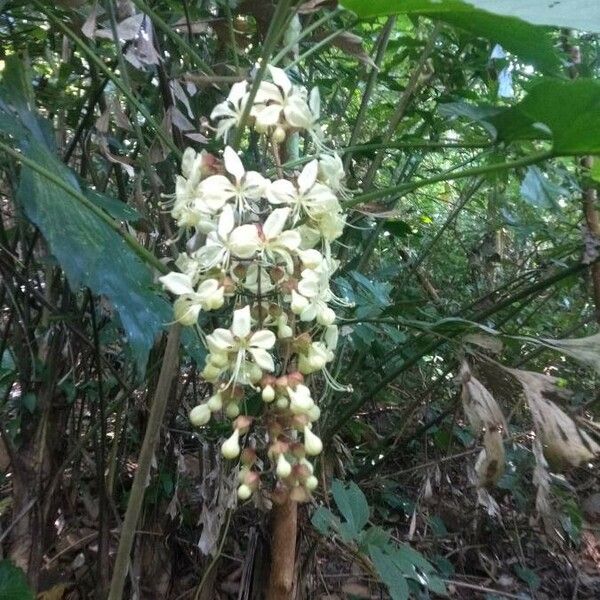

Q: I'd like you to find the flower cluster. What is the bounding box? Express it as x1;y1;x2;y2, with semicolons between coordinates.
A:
161;65;352;504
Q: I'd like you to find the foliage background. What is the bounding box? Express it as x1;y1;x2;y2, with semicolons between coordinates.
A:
1;0;600;598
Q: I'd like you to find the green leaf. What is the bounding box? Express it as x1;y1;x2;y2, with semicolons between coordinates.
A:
342;0;562;74
311;506;340;536
342;0;600;33
0;58;171;375
331;479;370;536
520;166;566;209
0;560;34;600
513;565;541;590
491;79;600;155
369;546;409;600
15;141;171;375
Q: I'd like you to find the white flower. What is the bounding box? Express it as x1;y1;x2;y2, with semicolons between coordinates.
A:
252;66;315;131
194;205;258;271
199;147;266;214
206;305;276;387
318;153;346;193
258;207;301;272
211;81;249;141
159;273;224;325
267;160;340;221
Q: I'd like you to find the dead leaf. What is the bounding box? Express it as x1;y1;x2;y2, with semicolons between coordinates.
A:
538;333;600;375
96;13;145;41
508;368;600;469
312;31;377;69
169;106;195;132
184;132;209;143
98;139;135;177
38;584;69;600
475;426;505;488
340;582;371;598
299;0;338;14
95;108;110;134
81;3;98;39
460;361;507;434
463;332;503;354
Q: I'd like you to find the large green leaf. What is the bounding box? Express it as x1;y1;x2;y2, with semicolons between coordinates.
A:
0;560;34;600
342;0;562;74
491;79;600;155
0;57;171;374
343;0;600;32
368;546;409;600
331;479;370;537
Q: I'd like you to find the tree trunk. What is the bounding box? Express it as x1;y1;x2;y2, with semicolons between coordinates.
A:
266;498;297;600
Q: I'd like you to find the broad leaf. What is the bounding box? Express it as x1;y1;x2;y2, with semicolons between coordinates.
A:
0;57;171;374
342;0;562;74
520;166;567;209
369;546;409;600
331;479;370;536
491;79;600;155
0;561;34;600
343;0;600;33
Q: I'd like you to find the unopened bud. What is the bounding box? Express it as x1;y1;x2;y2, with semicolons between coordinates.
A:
262;384;276;403
225;402;240;418
222;429;241;459
303;426;323;456
272;126;286;144
276;454;292;478
207;393;223;412
237;484;252;500
189;403;211;427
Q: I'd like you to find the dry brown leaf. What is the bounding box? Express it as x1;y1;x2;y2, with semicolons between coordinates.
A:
463;332;503;354
459;361;507;434
38;584;69;600
96;13;145;41
508;368;600;469
313;31;377;69
538;333;600;374
98;140;135;177
475;426;505;488
340;582;371;598
81;3;98;39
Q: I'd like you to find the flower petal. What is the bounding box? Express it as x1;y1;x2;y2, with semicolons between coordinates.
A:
229;224;260;258
298;160;318;194
249;347;275;372
266;179;296;205
268;65;292;96
206;328;235;352
159;272;195;296
277;230;301;251
218;204;236;238
249;329;276;349
263;207;291;240
232;305;252;338
223;146;245;182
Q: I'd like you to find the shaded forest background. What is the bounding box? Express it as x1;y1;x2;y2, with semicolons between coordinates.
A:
1;0;600;598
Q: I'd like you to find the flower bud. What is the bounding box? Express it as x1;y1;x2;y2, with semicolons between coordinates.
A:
303;426;323;456
278;324;293;339
237;484;252;500
307;404;321;422
207;393;223;412
209;352;229;368
276;454;292;479
201;363;221;382
262;384;276;403
287;371;304;386
275;397;289;410
248;363;263;383
305;475;319;491
272;126;286;144
225;402;240;418
270;266;285;282
222;429;241;459
317;307;336;327
189;403;211;427
238;466;249;483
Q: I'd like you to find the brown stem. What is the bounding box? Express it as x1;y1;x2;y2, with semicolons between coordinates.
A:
266;497;298;600
107;323;181;600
